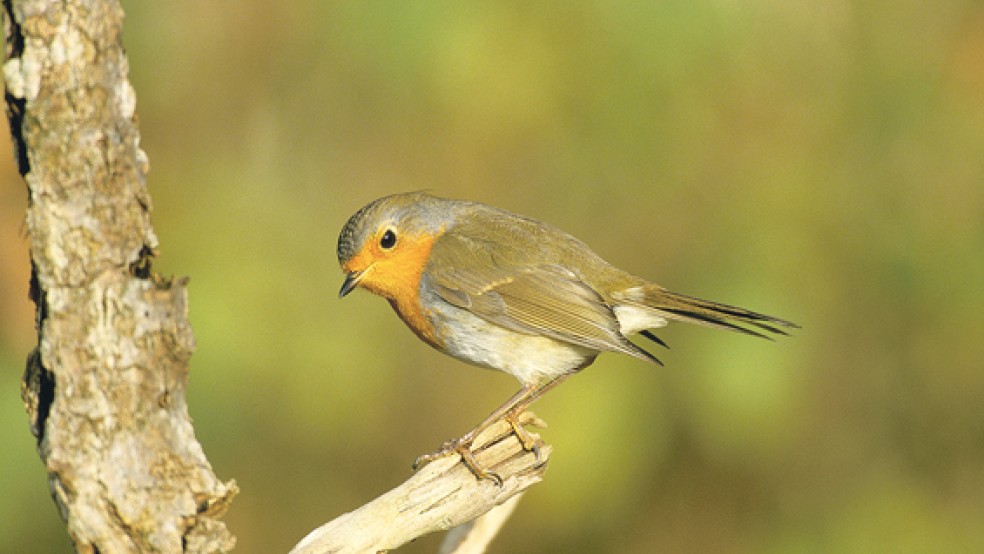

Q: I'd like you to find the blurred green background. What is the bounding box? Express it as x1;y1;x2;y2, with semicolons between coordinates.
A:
3;1;984;552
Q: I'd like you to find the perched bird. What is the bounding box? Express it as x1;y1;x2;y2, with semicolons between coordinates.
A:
337;191;796;481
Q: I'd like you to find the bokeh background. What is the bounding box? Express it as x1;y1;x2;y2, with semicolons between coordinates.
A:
3;1;984;552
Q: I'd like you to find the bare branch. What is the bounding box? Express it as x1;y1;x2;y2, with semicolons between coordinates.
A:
439;493;525;554
291;414;550;554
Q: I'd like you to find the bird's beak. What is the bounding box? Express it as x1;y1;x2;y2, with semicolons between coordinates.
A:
339;268;368;298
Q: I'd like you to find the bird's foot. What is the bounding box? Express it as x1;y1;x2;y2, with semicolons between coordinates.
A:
412;435;504;485
412;410;547;485
504;410;546;464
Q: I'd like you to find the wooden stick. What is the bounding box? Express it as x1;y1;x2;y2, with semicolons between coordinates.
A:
290;413;550;554
439;493;525;554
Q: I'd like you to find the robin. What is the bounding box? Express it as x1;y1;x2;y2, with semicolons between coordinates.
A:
337;191;796;482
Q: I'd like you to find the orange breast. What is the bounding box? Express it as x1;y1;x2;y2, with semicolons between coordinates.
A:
388;296;442;349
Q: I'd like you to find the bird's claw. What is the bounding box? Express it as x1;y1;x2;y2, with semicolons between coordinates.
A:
411;438;460;471
504;411;543;463
413;410;544;485
412;437;504;485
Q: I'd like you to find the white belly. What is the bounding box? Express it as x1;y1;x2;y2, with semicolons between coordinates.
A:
428;301;596;385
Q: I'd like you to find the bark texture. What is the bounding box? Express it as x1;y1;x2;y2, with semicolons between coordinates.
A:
3;1;236;552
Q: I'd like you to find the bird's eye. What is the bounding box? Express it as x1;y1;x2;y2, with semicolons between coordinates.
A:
379;228;397;250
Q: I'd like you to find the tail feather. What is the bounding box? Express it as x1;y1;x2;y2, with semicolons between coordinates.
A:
646;289;798;340
639;329;670;348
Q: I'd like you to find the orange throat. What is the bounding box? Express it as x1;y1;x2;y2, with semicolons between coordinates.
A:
350;230;444;349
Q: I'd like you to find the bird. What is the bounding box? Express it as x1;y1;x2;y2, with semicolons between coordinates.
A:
337;191;796;482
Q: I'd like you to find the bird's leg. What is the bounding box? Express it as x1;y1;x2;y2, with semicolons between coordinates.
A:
497;371;579;461
413;383;535;465
506;372;575;419
414;371;579;483
413;383;540;482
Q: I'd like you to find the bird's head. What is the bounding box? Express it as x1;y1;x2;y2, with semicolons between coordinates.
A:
337;192;450;300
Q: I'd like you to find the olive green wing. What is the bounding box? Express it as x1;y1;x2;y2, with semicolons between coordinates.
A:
425;233;661;365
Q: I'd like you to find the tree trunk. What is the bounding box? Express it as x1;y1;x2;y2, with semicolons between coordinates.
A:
3;1;236;552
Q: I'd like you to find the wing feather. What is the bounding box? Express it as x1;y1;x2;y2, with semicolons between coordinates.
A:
426;233;661;364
